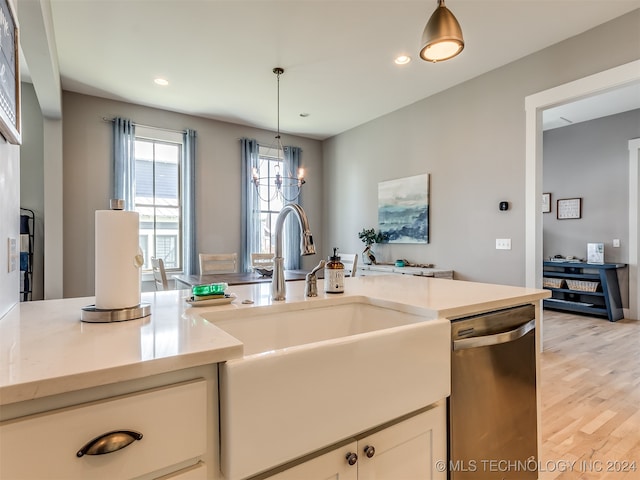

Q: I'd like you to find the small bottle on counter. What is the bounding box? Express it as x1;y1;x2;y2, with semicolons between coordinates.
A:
324;248;344;294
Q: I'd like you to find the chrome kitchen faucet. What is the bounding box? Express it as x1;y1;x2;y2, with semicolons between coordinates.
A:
272;204;316;301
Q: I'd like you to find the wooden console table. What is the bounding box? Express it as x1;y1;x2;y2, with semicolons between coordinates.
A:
542;261;626;321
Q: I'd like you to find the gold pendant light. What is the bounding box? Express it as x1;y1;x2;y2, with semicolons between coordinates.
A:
419;0;464;63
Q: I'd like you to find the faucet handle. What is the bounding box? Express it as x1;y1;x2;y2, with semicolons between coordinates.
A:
308;260;326;278
305;260;326;297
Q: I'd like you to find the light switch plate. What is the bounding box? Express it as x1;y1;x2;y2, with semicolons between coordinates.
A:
496;238;512;250
8;237;17;272
613;239;620;248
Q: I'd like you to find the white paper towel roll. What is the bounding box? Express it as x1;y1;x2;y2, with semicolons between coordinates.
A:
95;209;141;310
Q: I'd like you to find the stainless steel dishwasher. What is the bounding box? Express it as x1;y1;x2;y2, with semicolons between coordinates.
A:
449;304;537;480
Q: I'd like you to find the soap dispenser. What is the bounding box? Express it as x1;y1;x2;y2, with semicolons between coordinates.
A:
324;248;345;294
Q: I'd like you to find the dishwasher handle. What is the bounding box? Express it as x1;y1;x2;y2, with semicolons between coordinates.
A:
453;319;535;351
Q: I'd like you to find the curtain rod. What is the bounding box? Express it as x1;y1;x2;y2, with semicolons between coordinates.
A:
102;117;187;135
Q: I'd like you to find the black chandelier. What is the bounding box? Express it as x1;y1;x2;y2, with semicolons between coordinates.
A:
251;67;306;202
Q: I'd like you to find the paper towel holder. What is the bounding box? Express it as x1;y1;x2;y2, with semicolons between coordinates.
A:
110;198;125;210
81;303;151;323
81;198;149;323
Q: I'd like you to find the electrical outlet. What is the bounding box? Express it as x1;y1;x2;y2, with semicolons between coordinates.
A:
613;239;620;248
8;237;17;272
496;238;512;250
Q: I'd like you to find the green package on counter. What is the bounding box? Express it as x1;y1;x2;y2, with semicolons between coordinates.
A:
192;282;228;297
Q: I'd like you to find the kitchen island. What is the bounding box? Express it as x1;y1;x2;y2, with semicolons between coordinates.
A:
0;275;549;480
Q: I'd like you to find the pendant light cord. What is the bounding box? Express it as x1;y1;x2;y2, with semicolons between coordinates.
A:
274;67;283;141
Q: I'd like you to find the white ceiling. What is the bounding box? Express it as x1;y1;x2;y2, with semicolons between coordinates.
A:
21;0;640;140
542;81;640;130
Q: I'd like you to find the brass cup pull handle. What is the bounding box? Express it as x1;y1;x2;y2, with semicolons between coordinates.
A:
77;430;143;457
346;452;358;466
364;445;375;458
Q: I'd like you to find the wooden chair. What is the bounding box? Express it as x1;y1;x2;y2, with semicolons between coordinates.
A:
251;253;274;269
199;253;238;274
150;257;169;290
341;253;358;277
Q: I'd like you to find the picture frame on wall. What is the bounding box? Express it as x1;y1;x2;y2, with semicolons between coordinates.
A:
378;173;430;244
0;0;21;145
557;197;582;220
542;193;551;213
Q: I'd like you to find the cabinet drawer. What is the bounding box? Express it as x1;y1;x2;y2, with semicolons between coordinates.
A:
0;380;207;479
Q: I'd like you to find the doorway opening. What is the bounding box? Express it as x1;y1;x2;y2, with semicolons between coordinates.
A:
525;60;640;341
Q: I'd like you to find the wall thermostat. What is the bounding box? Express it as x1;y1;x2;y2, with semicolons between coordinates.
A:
499;201;509;211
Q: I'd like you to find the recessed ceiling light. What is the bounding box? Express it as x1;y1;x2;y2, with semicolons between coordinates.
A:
154;78;169;86
394;55;411;65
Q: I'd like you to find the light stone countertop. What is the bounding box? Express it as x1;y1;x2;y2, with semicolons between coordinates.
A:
0;275;549;406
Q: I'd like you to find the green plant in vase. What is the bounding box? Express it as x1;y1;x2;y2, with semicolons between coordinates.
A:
358;228;388;264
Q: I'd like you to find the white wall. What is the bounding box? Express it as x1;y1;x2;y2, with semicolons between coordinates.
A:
61;92;323;299
0;139;20;317
0;0;20;318
323;10;640;286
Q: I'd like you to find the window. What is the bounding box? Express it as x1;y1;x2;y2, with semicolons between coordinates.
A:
255;145;285;254
134;137;182;271
241;138;302;272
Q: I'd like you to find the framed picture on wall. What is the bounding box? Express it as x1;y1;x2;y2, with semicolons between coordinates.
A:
378;173;429;243
557;197;582;219
0;0;21;145
542;193;551;213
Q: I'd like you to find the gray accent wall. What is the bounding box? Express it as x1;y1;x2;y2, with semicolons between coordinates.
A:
543;110;639;263
322;10;640;286
19;83;45;301
61;92;323;299
543;109;640;308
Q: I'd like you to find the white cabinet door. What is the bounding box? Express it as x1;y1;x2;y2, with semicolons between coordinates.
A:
265;403;446;480
264;441;358;480
357;403;447;480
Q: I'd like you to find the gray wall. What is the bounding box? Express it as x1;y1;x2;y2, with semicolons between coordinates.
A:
322;10;640;286
19;83;45;301
61;92;323;299
543;109;639;262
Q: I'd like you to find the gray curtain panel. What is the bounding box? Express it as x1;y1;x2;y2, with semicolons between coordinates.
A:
182;129;197;276
112;117;136;210
240;138;261;273
283;146;302;270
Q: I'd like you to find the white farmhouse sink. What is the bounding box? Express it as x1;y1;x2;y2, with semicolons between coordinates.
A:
199;300;450;480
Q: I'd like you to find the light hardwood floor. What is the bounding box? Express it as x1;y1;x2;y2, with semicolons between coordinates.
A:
539;310;640;479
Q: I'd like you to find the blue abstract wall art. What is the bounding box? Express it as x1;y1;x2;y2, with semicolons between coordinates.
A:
378;174;429;244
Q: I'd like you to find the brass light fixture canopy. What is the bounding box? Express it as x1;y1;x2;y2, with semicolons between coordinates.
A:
419;0;464;62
